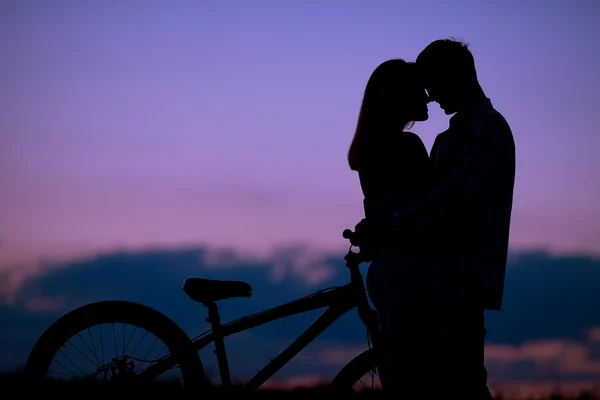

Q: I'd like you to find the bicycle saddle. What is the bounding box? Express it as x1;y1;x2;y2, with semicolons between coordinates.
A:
182;277;253;303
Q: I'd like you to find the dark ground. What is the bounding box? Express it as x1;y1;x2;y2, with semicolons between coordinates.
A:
0;372;597;400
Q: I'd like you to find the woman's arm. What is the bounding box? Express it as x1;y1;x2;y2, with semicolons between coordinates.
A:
361;133;430;220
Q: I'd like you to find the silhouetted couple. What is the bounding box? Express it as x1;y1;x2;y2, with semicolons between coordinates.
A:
348;39;516;399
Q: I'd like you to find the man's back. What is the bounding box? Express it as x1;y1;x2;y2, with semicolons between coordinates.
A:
430;98;516;311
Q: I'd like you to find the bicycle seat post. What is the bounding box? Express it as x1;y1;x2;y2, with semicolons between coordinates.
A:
203;301;232;386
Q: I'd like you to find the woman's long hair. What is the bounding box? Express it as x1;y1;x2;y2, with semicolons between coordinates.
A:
348;59;416;171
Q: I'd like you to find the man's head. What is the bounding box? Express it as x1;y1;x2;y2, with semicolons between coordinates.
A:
416;38;483;115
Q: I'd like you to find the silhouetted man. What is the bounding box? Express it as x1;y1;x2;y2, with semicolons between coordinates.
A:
408;39;516;399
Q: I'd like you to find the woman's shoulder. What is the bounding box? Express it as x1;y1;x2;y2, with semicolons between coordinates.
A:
390;131;427;149
399;131;424;142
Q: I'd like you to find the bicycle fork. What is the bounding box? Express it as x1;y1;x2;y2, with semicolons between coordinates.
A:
348;255;387;390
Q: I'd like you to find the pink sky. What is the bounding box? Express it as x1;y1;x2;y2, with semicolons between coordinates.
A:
1;0;599;271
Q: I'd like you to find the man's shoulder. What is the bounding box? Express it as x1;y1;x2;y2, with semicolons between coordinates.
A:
481;104;511;129
476;106;514;142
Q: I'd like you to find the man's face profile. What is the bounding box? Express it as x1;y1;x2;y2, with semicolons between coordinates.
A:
421;68;459;115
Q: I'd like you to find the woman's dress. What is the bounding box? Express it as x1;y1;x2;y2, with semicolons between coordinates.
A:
357;132;447;339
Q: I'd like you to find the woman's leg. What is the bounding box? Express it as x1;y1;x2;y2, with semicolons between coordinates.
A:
366;255;392;389
380;250;449;398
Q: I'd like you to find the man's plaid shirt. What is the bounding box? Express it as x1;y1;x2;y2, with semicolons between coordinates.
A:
389;98;516;311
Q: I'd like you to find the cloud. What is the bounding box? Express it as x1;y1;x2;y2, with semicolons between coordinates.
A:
486;333;600;379
21;295;67;312
0;244;364;373
200;244;336;287
588;326;600;342
316;345;370;366
485;251;600;345
312;330;600;381
255;375;331;390
0;244;599;394
268;244;336;285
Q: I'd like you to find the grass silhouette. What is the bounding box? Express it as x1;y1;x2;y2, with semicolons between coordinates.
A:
1;371;598;400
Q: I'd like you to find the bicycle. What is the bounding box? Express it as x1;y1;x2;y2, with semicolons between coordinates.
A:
24;228;384;393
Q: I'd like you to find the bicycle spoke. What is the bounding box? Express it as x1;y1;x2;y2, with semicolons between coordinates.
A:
57;347;87;377
122;323;126;356
112;322;119;358
153;344;168;360
66;338;99;369
355;370;380;392
123;325;138;355
129;329;149;357
135;335;160;374
100;324;105;368
86;327;100;365
75;332;100;366
49;358;82;379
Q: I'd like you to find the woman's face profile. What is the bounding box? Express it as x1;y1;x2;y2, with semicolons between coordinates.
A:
401;82;430;123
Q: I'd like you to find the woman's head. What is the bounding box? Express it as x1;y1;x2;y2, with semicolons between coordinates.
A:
348;59;429;171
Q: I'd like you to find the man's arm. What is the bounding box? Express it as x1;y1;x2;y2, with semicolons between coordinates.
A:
388;113;514;232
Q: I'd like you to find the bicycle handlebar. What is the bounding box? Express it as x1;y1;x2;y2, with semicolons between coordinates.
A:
342;229;360;247
342;228;373;266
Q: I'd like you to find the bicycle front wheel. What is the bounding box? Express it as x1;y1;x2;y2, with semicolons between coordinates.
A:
24;300;205;388
330;348;382;395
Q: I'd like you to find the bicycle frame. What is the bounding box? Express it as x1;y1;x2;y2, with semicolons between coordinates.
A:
139;250;381;391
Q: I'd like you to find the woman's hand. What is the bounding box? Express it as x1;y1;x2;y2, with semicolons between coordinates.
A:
353;218;378;248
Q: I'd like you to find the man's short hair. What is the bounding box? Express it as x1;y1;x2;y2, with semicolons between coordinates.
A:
416;38;477;79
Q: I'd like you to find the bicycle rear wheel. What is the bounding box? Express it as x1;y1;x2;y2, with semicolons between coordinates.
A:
24;300;206;388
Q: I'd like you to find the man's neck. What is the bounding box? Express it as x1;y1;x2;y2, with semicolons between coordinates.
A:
455;88;487;114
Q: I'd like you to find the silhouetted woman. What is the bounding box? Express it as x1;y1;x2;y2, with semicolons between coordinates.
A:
348;59;447;398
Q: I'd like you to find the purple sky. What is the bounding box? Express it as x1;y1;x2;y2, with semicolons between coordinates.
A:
1;0;599;271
